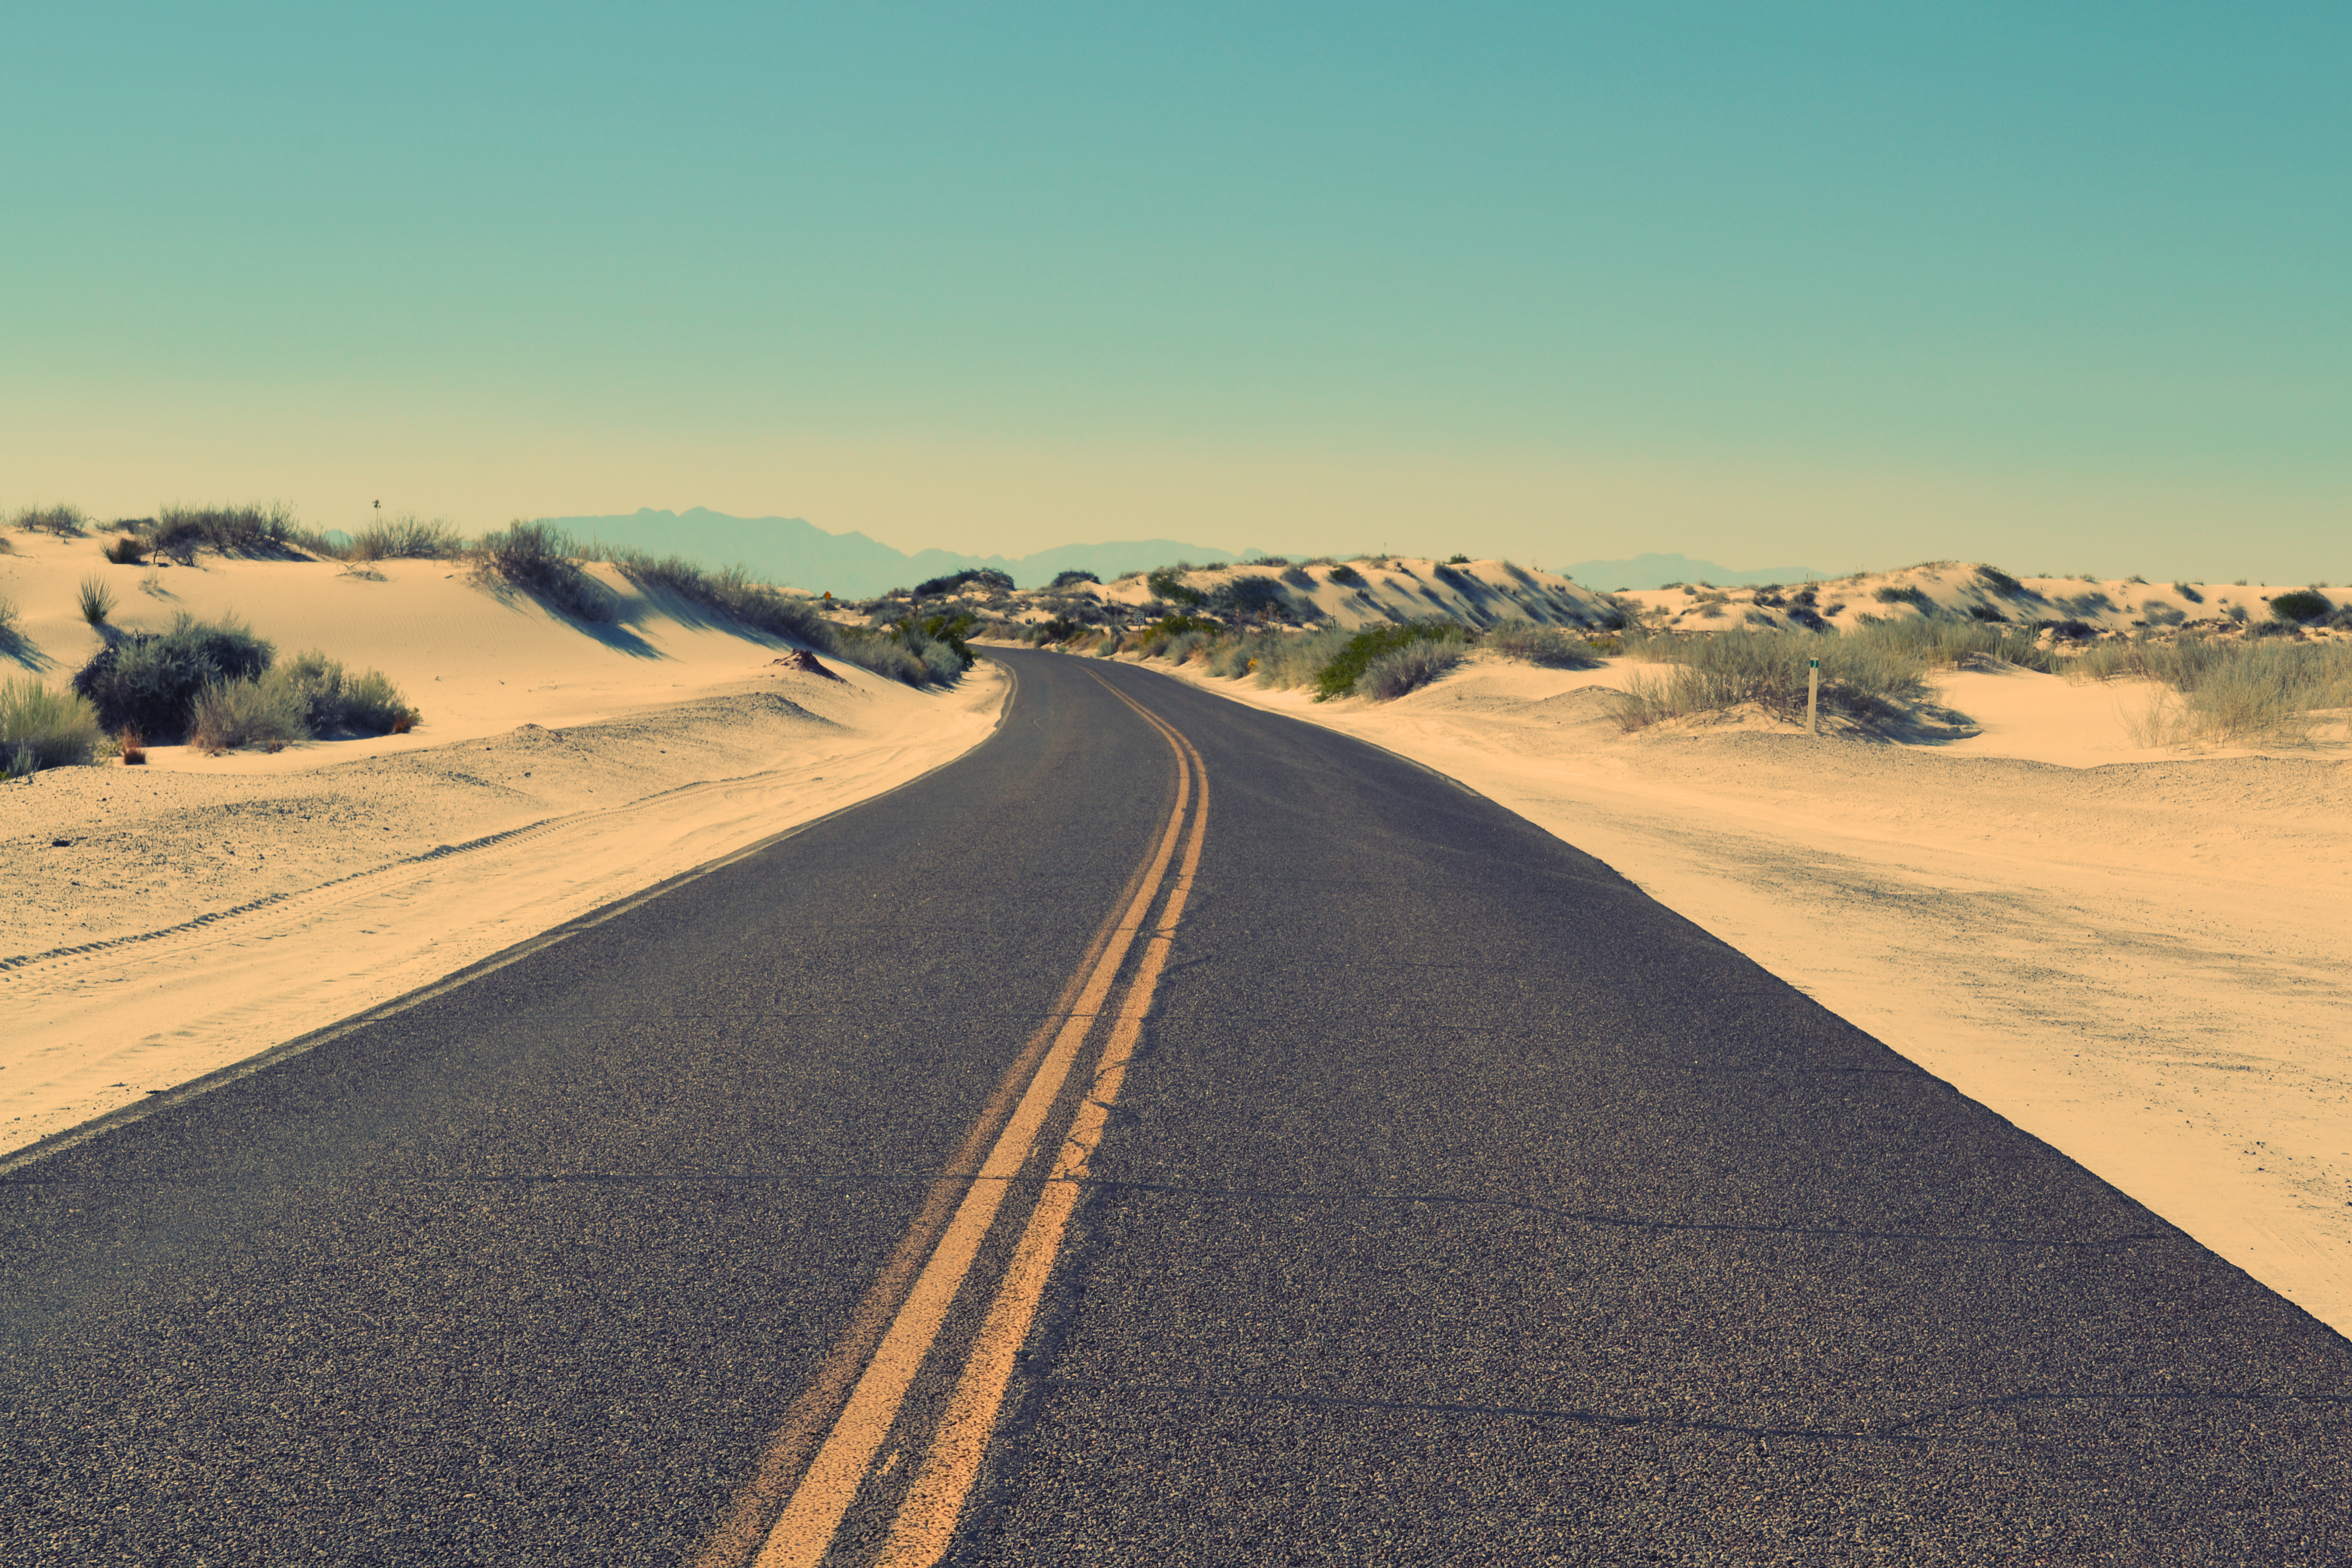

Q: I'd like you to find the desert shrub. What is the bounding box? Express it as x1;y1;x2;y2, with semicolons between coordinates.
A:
1443;554;1472;565
475;521;615;622
1130;614;1222;658
1210;574;1290;621
1613;628;1934;731
349;514;464;560
263;650;418;734
913;568;1013;598
2042;619;2096;641
103;534;145;565
1145;569;1206;606
2173;581;2204;604
1158;630;1213;664
1202;631;1275;677
1485;619;1603;669
1279;566;1314;588
2055;590;2115;617
1872;584;1931;608
1030;616;1084;645
828;625;927;684
829;615;969;685
1588;595;1641;631
1244;625;1356;690
910;611;978;670
2078;637;2352;745
0;595;16;635
148;502;298;559
0;676;104;773
78;575;116;625
1049;569;1099;589
1966;604;2006;623
1844;616;2059;672
2140;600;2186;627
1313;622;1466;700
605;549;832;644
1974;565;2037;600
1359;640;1463;699
71;613;275;741
1326;563;1364;586
2270;590;2333;624
189;674;310;753
13;504;89;536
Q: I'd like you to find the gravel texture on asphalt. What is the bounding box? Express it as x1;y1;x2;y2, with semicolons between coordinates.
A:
4;648;2347;1566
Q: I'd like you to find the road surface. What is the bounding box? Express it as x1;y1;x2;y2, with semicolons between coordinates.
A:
6;647;2347;1564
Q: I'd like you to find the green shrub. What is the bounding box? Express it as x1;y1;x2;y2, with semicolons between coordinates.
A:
1360;640;1463;698
1146;569;1206;606
913;568;1013;598
2172;581;2204;604
349;514;464;560
189;674;311;753
1872;583;1930;608
2270;589;2332;624
263;650;418;734
1313;622;1466;700
1443;554;1472;565
1326;564;1364;586
1484;620;1603;669
828;625;927;684
71;612;275;741
0;676;104;773
148;502;298;559
78;575;116;625
103;534;145;565
828;615;970;685
1049;569;1099;589
476;522;615;622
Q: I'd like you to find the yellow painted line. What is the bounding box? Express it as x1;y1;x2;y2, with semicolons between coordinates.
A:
875;688;1211;1566
745;690;1201;1568
692;797;1171;1568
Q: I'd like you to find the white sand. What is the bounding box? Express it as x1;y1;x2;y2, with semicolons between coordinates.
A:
2;531;1004;1161
1143;649;2352;1337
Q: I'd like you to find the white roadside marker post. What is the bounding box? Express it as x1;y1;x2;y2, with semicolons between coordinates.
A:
1807;658;1820;736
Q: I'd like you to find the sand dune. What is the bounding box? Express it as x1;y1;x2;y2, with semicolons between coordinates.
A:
1;530;1004;1161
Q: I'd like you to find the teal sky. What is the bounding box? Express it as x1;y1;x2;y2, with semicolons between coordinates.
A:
6;4;2345;580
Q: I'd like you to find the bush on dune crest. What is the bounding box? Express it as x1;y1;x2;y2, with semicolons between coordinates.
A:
146;503;300;560
348;515;464;561
602;548;835;645
475;522;617;622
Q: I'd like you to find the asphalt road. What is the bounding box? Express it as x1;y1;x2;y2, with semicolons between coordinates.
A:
6;647;2348;1565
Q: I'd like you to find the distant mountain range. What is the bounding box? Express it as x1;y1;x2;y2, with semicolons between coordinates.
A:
525;511;1818;599
1557;552;1823;590
531;508;1245;599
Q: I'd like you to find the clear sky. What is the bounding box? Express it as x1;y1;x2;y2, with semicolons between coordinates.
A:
5;4;2345;580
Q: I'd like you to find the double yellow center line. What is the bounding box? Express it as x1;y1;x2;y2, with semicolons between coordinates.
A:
699;676;1208;1568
